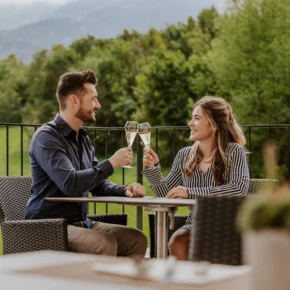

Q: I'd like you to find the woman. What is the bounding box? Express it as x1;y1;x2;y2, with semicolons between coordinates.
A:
142;96;250;260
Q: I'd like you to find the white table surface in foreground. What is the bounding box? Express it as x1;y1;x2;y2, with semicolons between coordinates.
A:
45;196;196;258
0;250;251;290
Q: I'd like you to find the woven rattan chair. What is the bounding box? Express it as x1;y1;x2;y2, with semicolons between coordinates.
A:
148;213;188;258
0;176;68;254
248;178;279;194
188;178;279;265
0;176;127;255
188;195;245;265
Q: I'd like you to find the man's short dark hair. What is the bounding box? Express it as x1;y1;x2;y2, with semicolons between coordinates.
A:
56;69;98;110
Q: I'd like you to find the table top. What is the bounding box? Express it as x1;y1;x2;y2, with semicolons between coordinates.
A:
0;250;251;290
45;196;196;208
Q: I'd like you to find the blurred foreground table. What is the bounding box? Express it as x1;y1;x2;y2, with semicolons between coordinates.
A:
45;196;196;258
0;250;251;290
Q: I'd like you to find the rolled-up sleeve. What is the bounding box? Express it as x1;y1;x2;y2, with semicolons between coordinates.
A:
141;150;184;197
91;180;126;197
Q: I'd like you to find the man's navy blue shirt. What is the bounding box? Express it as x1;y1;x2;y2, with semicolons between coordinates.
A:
25;114;126;226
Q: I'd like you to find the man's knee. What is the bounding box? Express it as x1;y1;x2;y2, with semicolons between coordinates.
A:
91;233;118;256
138;230;148;251
130;228;148;252
118;227;148;257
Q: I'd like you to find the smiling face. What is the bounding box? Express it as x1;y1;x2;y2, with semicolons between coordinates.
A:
188;105;215;143
75;82;101;123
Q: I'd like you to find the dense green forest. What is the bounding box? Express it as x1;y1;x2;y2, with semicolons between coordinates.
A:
1;0;290;179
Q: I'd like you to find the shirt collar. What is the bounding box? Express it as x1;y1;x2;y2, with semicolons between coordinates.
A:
54;113;88;137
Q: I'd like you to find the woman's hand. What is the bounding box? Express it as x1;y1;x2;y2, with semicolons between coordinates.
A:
167;186;189;199
143;148;159;167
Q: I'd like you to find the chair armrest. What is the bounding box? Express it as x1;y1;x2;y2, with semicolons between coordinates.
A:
1;219;68;255
88;214;127;226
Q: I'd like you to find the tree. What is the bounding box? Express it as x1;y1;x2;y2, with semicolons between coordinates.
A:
211;0;290;179
198;6;220;40
23;45;79;124
133;49;197;166
133;49;195;126
95;38;146;127
70;35;112;60
212;0;290;124
0;54;28;123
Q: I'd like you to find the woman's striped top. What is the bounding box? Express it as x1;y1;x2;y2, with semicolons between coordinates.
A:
142;143;250;230
142;142;250;198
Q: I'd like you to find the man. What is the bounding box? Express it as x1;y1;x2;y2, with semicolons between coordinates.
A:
25;69;147;257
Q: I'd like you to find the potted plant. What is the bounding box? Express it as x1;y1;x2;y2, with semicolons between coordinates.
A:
238;144;290;290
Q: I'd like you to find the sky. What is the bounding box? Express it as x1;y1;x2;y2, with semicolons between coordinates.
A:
0;0;74;4
0;0;227;10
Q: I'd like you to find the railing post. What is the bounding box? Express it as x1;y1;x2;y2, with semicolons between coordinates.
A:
288;126;290;182
122;129;125;214
172;128;176;162
136;134;143;230
155;128;159;154
20;126;24;176
105;129;109;213
6;126;9;176
248;126;252;171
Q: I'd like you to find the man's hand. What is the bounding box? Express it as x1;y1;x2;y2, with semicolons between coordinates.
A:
109;147;133;168
167;186;189;199
124;183;146;198
143;148;159;167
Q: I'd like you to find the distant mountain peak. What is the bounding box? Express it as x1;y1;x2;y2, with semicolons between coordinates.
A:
0;0;225;62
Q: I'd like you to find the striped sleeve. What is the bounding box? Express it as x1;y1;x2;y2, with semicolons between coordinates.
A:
141;148;188;197
187;144;250;198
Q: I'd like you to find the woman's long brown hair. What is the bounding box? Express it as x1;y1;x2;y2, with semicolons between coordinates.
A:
184;96;246;185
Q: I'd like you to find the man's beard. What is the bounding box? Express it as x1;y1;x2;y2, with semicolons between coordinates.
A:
76;107;96;123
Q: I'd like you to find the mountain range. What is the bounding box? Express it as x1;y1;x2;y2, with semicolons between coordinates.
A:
0;0;226;62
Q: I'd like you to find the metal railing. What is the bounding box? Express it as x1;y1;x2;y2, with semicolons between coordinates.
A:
0;122;290;230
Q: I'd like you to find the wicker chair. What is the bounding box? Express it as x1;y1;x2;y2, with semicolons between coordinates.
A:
0;176;127;255
148;213;189;258
188;178;279;265
188;195;245;265
248;178;279;194
148;178;279;260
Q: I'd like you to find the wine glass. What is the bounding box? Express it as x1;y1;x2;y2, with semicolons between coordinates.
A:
138;122;151;149
123;121;138;168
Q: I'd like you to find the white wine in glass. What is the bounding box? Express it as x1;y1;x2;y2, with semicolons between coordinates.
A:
126;131;137;147
138;122;151;148
123;121;138;168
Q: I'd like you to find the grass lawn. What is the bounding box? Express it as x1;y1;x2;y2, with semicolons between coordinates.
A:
0;127;190;255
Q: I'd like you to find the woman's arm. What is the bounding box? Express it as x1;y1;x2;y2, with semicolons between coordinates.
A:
142;148;191;197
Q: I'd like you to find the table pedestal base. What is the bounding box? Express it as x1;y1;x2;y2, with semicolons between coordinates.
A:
145;206;177;259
